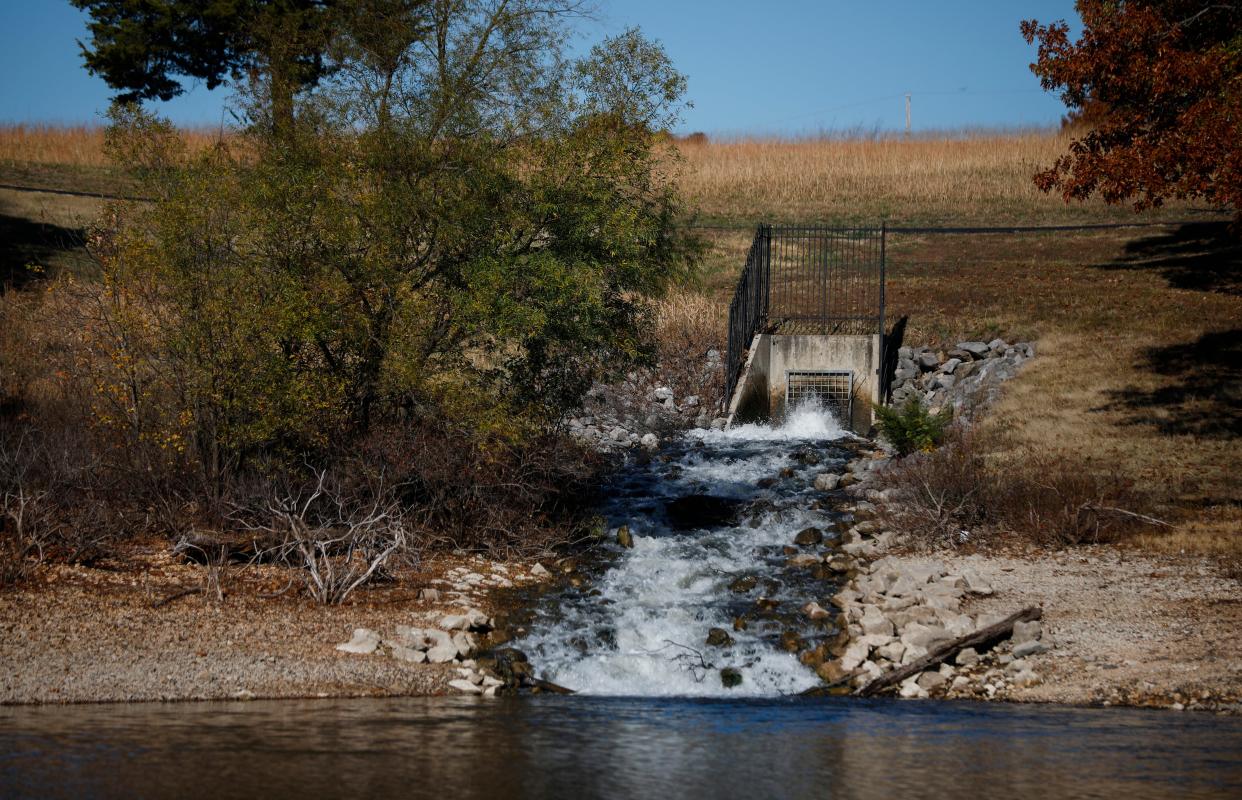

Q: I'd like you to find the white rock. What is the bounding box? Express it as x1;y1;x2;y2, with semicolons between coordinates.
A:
840;640;873;672
955;647;980;667
917;671;947;692
801;601;833;620
390;644;427;663
900;644;929;665
934;610;975;637
426;642;459;663
640;433;659;449
531;563;551;578
1012;620;1042;645
876;640;906;662
860;605;895;637
1013;640;1049;659
814;473;842;491
901;623;952;650
1012;670;1040;687
335;628;381;654
449;679;483;695
899;677;929;699
906;562;947;584
961;569;994;596
881;595;917;612
887;574;921;598
452;631;477;658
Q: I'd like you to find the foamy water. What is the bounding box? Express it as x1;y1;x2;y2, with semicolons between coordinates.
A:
515;404;852;697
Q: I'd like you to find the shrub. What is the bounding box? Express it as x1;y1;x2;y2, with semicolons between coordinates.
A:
878;428;1154;548
652;291;725;409
874;397;953;455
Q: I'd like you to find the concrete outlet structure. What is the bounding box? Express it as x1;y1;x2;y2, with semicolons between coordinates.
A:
722;225;887;433
727;333;882;432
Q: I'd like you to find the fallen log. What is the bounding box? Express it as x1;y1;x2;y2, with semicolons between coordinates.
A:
856;606;1042;697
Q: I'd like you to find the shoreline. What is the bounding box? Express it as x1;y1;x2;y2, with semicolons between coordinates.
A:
4;449;1240;711
3;536;1239;710
0;546;561;706
821;449;1242;714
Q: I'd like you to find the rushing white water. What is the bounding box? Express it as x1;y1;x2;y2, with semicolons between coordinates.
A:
516;404;855;697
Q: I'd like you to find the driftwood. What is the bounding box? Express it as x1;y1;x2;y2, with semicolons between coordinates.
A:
150;587;203;609
856;606;1042;697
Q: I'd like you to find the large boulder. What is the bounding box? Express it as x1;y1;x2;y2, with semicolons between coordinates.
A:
794;527;824;546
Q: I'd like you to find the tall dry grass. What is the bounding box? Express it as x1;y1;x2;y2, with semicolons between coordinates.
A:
4;123;1199;224
676;130;1196;224
0;124;223;169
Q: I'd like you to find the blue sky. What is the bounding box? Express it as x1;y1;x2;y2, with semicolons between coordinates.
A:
0;1;1081;133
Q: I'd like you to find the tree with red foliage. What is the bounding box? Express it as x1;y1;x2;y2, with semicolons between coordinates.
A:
1021;2;1241;224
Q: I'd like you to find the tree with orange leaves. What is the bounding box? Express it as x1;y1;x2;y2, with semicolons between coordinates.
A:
1022;2;1241;224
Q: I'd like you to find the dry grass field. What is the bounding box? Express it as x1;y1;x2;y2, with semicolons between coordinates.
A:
2;124;1238;558
676;131;1209;225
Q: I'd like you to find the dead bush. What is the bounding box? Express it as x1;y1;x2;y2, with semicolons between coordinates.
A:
878;428;1158;548
0;424;120;569
653;291;726;409
353;420;604;557
240;471;410;605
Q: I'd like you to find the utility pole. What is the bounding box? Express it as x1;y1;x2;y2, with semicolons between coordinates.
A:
905;93;911;136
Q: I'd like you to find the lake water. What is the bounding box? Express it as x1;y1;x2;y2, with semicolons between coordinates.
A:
2;696;1240;799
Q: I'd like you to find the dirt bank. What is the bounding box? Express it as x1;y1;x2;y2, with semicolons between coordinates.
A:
0;544;549;705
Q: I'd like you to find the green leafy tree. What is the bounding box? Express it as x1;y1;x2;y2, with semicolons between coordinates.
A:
72;0;337;135
89;5;696;495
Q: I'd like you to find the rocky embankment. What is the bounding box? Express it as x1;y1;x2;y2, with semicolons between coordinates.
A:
565;350;727;451
891;338;1035;420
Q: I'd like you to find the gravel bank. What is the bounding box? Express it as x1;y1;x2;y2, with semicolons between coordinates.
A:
0;547;547;705
888;547;1242;709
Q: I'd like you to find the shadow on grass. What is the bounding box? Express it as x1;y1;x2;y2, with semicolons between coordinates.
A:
0;212;88;291
1098;221;1241;296
1102;328;1242;440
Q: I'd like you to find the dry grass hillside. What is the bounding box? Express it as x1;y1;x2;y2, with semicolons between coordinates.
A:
675;130;1211;225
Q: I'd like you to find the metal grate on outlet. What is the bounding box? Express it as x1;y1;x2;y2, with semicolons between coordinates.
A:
786;370;853;426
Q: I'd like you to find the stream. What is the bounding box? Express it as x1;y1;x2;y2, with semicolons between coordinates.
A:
513;403;855;696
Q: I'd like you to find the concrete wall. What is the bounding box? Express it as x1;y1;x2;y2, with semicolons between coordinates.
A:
726;333;881;431
727;333;771;424
769;334;882;431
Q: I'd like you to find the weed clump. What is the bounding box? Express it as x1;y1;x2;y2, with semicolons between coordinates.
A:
874;397;953;456
877;428;1156;549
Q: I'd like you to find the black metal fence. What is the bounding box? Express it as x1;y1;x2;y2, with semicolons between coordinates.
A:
724;224;886;405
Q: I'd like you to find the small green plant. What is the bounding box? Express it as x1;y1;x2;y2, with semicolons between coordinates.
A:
875;397;953;456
